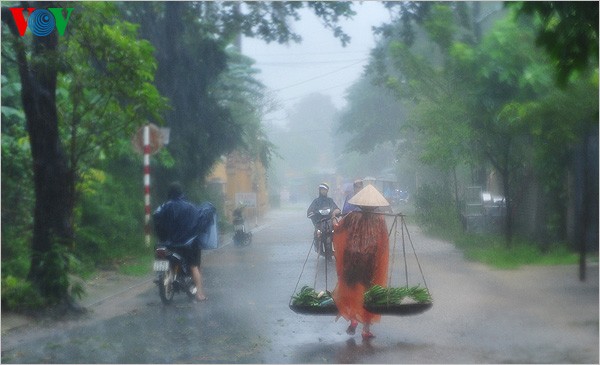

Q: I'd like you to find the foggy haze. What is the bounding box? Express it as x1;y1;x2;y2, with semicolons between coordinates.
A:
242;2;390;126
241;2;393;202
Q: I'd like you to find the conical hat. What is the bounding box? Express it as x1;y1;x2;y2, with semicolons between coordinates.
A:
348;184;389;207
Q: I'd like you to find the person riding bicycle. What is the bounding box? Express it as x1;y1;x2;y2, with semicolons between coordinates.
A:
307;183;340;261
153;182;214;302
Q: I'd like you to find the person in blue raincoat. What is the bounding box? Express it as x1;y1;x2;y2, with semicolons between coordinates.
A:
153;182;215;301
342;179;364;215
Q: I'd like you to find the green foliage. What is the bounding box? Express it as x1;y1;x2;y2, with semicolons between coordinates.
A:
1;90;28;308
1;276;45;311
472;14;549;104
422;3;457;52
508;1;599;86
206;2;355;46
0;74;24;124
517;75;598;241
74;158;145;267
1;127;33;228
413;183;460;236
58;2;167;167
1;69;33;232
410;96;471;170
2;1;167;307
362;3;598;247
1;74;36;304
215;46;277;169
32;244;72;304
0;224;32;295
375;2;433;46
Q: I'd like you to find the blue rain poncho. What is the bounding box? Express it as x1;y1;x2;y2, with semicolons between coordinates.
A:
153;197;217;249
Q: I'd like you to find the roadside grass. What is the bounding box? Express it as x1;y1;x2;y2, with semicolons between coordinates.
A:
409;208;586;270
116;252;154;276
452;233;580;269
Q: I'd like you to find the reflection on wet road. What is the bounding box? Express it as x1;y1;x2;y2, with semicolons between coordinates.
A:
2;206;598;363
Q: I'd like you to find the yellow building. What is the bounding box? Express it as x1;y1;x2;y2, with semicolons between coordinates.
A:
207;151;268;225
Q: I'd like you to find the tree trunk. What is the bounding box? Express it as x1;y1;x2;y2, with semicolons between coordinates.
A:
496;137;514;248
502;168;513;248
3;4;74;302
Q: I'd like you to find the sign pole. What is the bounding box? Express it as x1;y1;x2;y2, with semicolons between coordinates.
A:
133;123;168;247
144;125;151;247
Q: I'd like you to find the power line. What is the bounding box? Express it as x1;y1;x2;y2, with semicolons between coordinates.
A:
256;58;367;66
277;82;354;103
246;50;370;57
272;59;367;92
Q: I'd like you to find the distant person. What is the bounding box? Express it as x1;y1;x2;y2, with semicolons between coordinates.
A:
307;183;340;261
333;184;390;340
307;183;340;225
153;182;215;302
342;179;364;215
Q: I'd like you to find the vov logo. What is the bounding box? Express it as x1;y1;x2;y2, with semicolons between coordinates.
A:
8;7;73;37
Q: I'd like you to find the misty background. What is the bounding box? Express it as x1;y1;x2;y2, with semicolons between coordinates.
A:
241;2;400;204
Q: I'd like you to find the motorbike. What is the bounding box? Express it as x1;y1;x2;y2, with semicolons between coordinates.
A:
390;189;409;205
312;208;336;261
232;206;252;246
153;237;197;304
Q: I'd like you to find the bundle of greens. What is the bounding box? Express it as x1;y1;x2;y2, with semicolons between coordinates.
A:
291;286;334;307
364;284;432;306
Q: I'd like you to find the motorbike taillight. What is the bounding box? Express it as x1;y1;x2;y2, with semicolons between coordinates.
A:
155;247;169;259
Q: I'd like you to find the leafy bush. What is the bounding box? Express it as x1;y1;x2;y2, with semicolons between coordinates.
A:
32;243;83;303
1;122;37;306
75;166;145;268
413;183;460;236
1;230;31;280
1;275;45;311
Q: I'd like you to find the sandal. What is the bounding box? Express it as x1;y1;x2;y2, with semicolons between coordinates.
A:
361;331;375;340
346;320;358;335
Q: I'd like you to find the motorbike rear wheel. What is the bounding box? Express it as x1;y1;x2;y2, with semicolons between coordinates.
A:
158;270;175;304
242;232;252;246
234;231;252;246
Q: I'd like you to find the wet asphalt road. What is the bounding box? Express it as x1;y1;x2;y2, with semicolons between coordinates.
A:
2;205;598;363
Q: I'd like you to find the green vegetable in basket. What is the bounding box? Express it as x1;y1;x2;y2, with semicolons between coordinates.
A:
407;285;431;303
364;285;406;305
364;285;432;305
292;286;334;306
